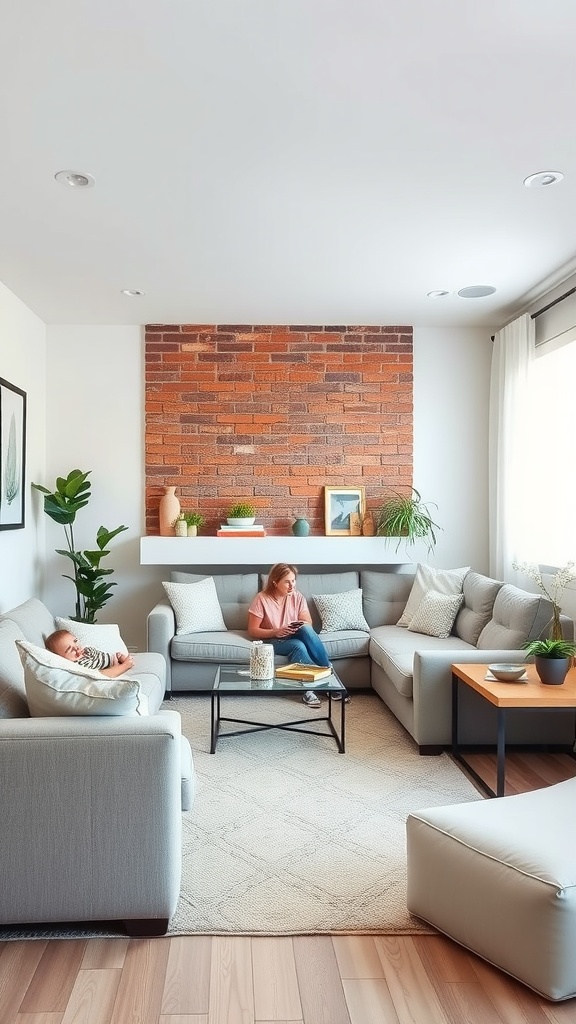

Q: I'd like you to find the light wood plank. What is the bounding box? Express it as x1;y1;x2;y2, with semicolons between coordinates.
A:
159;1016;208;1024
342;978;400;1024
161;936;211;1015
60;968;121;1024
20;941;87;1014
0;942;48;1023
293;936;351;1024
540;998;576;1023
412;935;478;984
374;936;451;1024
14;1014;63;1024
81;939;128;970
332;936;385;979
468;955;552;1024
208;936;255;1024
108;938;170;1024
252;937;302;1021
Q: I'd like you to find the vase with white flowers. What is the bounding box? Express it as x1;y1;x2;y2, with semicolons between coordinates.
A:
513;561;576;641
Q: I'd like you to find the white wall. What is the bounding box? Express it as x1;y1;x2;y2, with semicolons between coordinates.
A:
413;326;493;573
43;323;494;648
0;281;46;611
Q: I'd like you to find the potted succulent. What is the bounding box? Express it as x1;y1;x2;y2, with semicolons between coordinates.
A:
376;488;440;554
182;511;204;537
523;638;576;686
227;501;256;527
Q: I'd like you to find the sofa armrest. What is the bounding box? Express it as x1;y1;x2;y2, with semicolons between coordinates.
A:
148;598;176;691
413;648;528;747
0;711;183;928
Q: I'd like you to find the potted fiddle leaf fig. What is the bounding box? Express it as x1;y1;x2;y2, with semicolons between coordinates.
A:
32;469;127;623
376;488;441;554
523;638;576;686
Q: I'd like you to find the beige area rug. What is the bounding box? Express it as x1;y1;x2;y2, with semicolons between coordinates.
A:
0;692;481;940
169;690;481;936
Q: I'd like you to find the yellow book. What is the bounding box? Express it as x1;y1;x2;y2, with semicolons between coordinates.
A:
275;663;332;682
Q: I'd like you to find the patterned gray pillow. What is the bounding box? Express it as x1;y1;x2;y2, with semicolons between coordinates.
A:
407;590;464;639
312;590;370;632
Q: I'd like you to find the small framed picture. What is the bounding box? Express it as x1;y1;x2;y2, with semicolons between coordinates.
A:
0;377;27;531
324;486;366;536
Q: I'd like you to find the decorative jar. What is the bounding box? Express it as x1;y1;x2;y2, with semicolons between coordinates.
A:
292;517;310;537
250;641;275;679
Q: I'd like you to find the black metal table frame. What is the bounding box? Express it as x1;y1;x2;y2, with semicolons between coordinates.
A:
210;687;347;754
452;672;576;798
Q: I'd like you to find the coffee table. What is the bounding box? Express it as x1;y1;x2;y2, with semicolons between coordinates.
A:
209;664;348;753
451;662;576;797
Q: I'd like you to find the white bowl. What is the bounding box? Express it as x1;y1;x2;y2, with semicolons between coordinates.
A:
226;517;256;527
488;663;526;681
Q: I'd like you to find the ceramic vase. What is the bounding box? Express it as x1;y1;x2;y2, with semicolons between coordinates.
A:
187;525;198;537
174;518;187;537
159;486;180;536
362;512;375;536
292;517;310;537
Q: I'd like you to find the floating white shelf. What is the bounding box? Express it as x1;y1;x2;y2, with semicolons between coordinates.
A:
140;535;425;566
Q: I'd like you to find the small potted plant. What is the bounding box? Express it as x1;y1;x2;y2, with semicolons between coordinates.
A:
376;488;440;554
523;638;576;686
227;501;256;527
181;511;205;537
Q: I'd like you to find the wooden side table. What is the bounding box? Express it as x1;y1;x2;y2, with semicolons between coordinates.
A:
451;662;576;797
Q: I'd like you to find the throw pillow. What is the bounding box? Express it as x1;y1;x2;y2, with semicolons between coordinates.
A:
312;590;370;632
16;640;147;717
397;564;470;627
407;590;464;639
162;577;227;635
54;618;129;655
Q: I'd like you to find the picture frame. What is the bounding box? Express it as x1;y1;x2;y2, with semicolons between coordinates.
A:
324;486;366;536
0;377;27;530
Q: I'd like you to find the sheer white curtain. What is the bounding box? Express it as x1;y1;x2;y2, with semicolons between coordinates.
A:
488;313;534;581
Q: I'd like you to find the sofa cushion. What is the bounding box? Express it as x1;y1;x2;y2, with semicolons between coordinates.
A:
477;585;551;650
163;578;227;635
408;590;464;639
313;589;370;632
0;598;56;647
289;572;360;632
361;570;416;628
172;571;259;630
54;617;129;655
16;640;148;717
320;631;370;660
453;572;503;646
0;619;29;718
370;626;474;698
397;564;470;628
171;631;253;663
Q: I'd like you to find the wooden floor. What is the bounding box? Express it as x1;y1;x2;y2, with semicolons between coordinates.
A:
3;752;576;1024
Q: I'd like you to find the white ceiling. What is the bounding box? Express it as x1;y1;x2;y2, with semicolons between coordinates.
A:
2;0;576;328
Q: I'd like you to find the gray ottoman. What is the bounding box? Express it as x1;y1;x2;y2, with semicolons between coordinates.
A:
406;777;576;1001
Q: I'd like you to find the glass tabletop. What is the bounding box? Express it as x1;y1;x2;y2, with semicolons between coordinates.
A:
214;664;345;694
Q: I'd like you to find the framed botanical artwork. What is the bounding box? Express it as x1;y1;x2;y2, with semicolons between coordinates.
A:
324;486;366;536
0;377;27;530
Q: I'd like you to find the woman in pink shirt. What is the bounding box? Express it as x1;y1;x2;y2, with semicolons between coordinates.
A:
248;562;333;708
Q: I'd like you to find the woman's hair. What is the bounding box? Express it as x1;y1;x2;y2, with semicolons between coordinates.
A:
264;563;299;594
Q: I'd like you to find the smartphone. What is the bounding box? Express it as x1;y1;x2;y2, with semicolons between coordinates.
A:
290;620;304;628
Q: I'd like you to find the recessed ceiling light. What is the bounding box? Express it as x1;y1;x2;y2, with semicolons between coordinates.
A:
121;288;145;297
427;290;449;298
523;170;564;188
457;285;497;298
54;169;95;188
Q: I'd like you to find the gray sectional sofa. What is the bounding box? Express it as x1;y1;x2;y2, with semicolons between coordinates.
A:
148;567;575;751
0;598;194;934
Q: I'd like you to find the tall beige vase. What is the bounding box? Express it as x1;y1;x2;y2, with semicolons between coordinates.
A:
159;486;180;536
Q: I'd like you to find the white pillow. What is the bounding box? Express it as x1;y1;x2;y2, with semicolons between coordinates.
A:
397;564;470;627
313;590;370;632
163;577;227;635
54;618;129;655
408;590;464;639
16;640;148;717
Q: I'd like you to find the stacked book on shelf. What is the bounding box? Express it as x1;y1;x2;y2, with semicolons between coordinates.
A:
216;523;267;537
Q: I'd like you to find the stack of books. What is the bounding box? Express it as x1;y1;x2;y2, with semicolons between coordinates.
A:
275;663;332;681
216;523;267;537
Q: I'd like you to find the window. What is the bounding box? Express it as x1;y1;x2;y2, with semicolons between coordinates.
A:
518;338;576;566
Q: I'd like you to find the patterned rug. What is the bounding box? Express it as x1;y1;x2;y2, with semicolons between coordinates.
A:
0;692;481;940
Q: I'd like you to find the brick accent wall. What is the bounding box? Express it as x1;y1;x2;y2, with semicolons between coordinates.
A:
145;324;413;536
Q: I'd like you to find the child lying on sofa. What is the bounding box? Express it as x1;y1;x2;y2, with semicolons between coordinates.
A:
45;629;135;678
